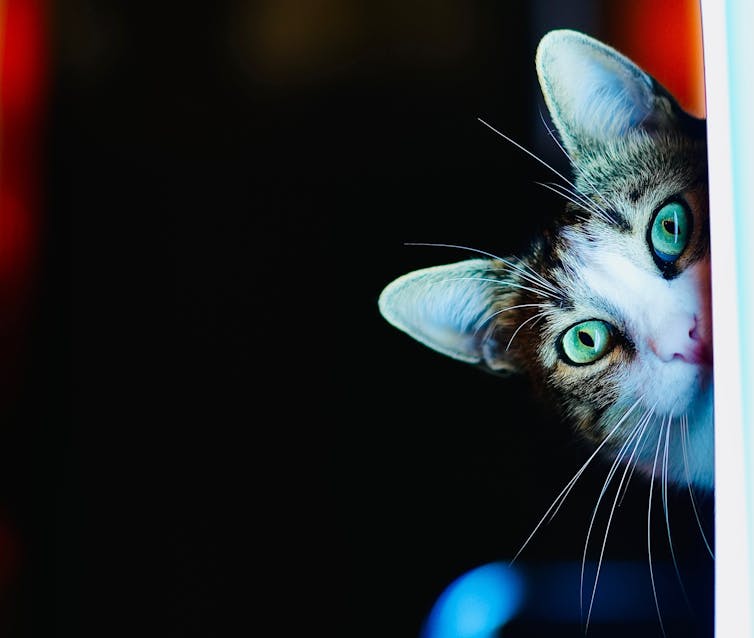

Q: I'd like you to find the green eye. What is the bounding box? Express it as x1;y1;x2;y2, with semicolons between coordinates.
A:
561;320;614;365
650;201;690;263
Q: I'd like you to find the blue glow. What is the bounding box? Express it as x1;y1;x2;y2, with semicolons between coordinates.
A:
727;0;754;621
420;562;524;638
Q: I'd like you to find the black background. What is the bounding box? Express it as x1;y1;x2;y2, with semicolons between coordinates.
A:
0;1;715;636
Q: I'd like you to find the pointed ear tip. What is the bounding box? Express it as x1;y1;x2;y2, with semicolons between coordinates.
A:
536;29;623;98
536;30;569;74
377;281;398;321
377;276;416;332
536;29;597;61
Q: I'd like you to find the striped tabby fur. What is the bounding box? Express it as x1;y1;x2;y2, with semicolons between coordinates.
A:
379;30;713;491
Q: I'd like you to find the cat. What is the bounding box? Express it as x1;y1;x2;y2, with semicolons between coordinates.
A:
378;28;713;503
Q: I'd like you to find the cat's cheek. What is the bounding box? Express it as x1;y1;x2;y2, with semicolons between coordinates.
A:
635;357;712;414
548;361;623;417
567;403;603;440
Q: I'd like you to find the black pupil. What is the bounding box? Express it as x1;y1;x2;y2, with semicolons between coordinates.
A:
663;218;677;235
578;330;594;348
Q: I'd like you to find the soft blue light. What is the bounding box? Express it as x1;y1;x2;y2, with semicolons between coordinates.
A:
727;0;754;623
421;562;524;638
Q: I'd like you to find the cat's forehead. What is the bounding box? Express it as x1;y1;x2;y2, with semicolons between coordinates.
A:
548;229;654;315
560;235;663;303
575;132;706;209
550;213;651;280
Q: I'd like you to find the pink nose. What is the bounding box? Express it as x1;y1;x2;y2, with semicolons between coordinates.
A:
650;315;712;366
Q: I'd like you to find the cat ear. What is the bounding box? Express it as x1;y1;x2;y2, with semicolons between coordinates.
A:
535;29;696;154
378;259;522;373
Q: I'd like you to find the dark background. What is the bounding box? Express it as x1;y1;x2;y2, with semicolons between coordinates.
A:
0;1;714;636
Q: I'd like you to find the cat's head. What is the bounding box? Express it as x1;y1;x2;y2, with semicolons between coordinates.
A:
378;30;713;490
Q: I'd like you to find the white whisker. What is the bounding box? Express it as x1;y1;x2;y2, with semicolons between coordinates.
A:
444;276;556;301
474;303;550;336
404;241;506;263
537;110;620;220
648;417;668;638
535;181;608;220
581;406;654;628
490;265;561;297
548;411;645;526
662;414;693;612
580;423;638;623
617;403;658;506
505;311;547;351
510;396;645;565
477;117;616;223
680;415;714;558
404;241;562;296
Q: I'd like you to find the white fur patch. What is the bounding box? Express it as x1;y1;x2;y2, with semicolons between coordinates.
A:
576;241;710;415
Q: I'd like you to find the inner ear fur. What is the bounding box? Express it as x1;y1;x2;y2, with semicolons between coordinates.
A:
378;258;530;373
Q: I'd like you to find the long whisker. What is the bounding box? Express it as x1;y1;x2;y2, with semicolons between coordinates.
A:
404;241;505;262
662;414;693;612
439;276;556;301
680;415;715;558
404;242;561;296
505;311;547;351
581;420;639;623
581;407;653;627
536;181;606;220
477;117;616;224
486;303;549;315
510;396;645;564
584;410;654;633
549;409;648;526
537;110;620;220
478;117;572;184
489;265;560;297
617;403;658;506
648;417;668;638
474;303;550;336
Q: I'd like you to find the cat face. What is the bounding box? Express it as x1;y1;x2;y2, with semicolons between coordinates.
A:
378;30;713;490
